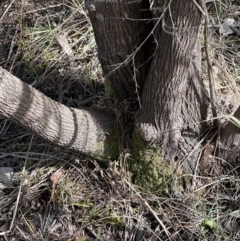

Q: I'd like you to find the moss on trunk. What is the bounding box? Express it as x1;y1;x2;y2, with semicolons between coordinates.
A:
130;131;175;192
102;126;119;160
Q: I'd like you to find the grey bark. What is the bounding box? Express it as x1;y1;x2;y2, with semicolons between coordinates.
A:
220;107;240;163
134;0;208;172
0;67;115;158
86;0;208;172
0;0;238;176
85;0;153;100
86;0;209;173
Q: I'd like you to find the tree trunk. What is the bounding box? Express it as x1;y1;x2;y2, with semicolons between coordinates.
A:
0;67;116;159
135;0;208;173
86;0;208;174
85;0;153;100
220;106;240;164
0;0;239;191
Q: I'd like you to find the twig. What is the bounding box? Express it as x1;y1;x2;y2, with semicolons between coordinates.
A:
9;134;35;232
200;0;219;127
124;179;171;237
0;0;16;20
0;136;35;237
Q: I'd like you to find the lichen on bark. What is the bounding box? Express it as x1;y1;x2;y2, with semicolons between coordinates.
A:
130;131;175;192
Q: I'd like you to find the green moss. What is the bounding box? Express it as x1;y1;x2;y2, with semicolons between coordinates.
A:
130;131;175;192
104;78;125;102
104;79;113;98
102;126;119;160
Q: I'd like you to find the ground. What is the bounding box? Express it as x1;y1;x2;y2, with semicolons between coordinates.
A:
1;0;240;240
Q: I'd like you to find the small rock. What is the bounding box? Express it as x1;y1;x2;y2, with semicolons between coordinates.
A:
0;167;14;189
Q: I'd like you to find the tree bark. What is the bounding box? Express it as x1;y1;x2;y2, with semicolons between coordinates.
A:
85;0;153;100
0;0;238;190
85;0;209;177
135;0;208;173
220;106;240;163
0;67;116;159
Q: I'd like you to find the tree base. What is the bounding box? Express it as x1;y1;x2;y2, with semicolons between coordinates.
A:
130;131;175;192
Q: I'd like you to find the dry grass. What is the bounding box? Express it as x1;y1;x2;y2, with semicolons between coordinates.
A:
1;0;240;240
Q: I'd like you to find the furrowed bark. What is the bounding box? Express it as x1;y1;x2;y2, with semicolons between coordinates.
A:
85;0;153;100
0;67;115;159
136;0;208;172
220;106;240;163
